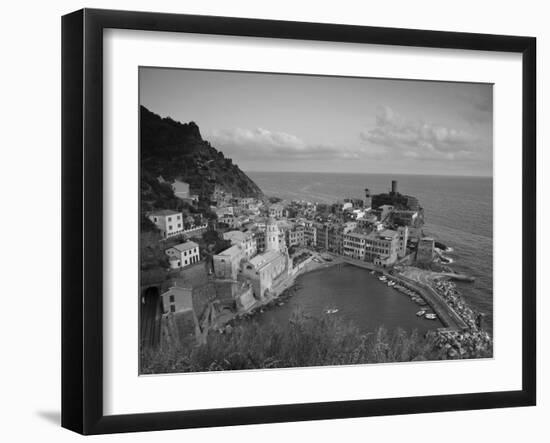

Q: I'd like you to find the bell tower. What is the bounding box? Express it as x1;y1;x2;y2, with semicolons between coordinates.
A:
266;219;280;252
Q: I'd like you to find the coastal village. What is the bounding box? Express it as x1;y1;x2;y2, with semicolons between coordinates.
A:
141;178;492;360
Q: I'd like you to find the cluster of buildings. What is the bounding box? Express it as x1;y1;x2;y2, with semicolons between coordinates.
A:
210;185;265;229
148;179;435;331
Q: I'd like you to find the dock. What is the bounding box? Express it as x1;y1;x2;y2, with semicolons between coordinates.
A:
341;256;468;331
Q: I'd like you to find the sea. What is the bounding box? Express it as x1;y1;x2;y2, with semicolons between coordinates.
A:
247;171;493;333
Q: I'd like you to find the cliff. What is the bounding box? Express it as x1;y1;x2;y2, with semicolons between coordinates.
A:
140;106;264;212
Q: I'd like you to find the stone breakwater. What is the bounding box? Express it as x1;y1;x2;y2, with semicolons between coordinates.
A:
429;329;493;359
431;279;493;358
433;279;485;331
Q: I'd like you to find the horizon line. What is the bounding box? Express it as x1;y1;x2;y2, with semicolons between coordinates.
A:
244;170;493;179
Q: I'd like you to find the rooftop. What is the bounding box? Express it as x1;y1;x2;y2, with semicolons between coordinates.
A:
248;250;282;269
378;229;399;239
216;244;242;258
170;241;199;252
149;209;180;217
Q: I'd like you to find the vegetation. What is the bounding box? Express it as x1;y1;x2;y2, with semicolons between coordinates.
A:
139;310;487;374
140;229;169;286
140;105;263;213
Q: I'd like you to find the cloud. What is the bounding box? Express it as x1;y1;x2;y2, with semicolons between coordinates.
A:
457;90;493;125
360;106;489;161
206;127;360;161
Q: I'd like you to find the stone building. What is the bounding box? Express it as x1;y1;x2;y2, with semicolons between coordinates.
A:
165;240;200;269
212;244;244;280
416;237;435;264
240;250;288;300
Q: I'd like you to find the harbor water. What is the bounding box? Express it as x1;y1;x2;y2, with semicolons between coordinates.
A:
256;263;443;334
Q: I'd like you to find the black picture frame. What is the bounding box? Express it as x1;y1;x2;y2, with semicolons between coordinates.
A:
61;8;536;435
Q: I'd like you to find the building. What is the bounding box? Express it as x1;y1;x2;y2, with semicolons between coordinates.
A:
269;204;284;219
286;225;305;248
327;224;343;254
240;250;288;299
223;230;257;259
344;197;365;209
397;226;409;258
212;244;244;280
315;222;329;250
304;222;317;246
165;241;200;269
343;231;370;260
218;214;243;229
214;205;234;218
160;286;193;315
326;222;355;255
364;229;400;267
159;286;198;341
148;209;184;239
171;179;190;199
252;227;266;252
238;197;255;207
417;237;435;264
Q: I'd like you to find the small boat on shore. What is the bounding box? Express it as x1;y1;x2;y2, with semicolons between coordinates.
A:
416;310;426;317
425;313;438;320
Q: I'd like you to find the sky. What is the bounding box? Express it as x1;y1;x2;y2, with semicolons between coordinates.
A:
140;67;493;177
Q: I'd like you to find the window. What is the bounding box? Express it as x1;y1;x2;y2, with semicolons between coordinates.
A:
177;223;181;228
170;305;175;313
168;225;173;230
169;295;175;303
168;216;172;222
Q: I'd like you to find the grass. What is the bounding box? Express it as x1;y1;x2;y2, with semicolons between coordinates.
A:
140;310;460;374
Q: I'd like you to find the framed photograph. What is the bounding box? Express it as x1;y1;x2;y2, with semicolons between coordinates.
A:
61;8;536;435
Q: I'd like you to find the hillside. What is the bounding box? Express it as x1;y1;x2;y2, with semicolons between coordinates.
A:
140;106;264;213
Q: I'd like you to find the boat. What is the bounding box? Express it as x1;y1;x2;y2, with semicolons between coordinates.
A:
416;310;426;317
325;308;339;314
425;313;438;320
379;276;387;281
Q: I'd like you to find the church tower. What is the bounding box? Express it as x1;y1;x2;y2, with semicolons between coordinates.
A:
266;219;280;252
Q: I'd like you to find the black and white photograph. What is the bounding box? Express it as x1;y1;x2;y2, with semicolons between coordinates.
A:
139;67;494;374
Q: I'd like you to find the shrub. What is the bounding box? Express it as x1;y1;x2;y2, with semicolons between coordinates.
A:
140;310;448;374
